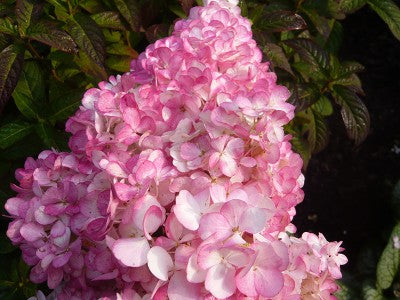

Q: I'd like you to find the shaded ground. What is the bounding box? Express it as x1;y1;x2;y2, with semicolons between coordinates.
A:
296;6;400;274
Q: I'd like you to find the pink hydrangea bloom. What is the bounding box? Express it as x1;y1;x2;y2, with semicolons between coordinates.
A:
5;0;346;298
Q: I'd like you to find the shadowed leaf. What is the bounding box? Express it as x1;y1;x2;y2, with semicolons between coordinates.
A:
333;85;370;144
49;85;84;121
284;38;330;71
0;17;18;36
376;223;400;289
262;42;293;75
106;55;131;72
367;0;400;41
308;108;330;153
114;0;140;31
12;61;44;120
0;121;33;149
66;13;106;70
257;10;307;32
339;0;367;14
26;21;77;53
0;45;24;112
91;11;126;30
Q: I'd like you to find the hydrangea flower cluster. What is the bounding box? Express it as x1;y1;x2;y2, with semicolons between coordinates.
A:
5;0;347;299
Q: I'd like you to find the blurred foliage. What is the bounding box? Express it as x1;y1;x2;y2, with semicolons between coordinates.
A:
0;0;400;298
336;179;400;300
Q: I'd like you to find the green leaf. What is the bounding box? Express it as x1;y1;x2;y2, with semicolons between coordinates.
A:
35;122;57;148
91;11;126;30
106;55;131;72
333;73;364;95
46;0;69;21
15;0;35;36
376;222;400;289
26;21;77;53
34;123;68;150
74;50;107;80
0;134;42;159
302;8;331;39
66;13;106;71
308;108;330;153
79;0;106;14
107;43;137;57
331;61;365;94
337;61;365;77
291;134;310;169
103;29;122;43
0;44;24;111
367;0;400;40
362;282;383;300
0;17;18;36
324;21;343;53
335;280;353;300
0;231;15;254
12;61;44;120
0;121;33;149
257;10;307;32
284;38;330;72
312;95;333;116
49;85;84;121
262;43;293;75
288;83;321;112
169;3;187;18
339;0;367;14
333;85;370;144
114;0;140;32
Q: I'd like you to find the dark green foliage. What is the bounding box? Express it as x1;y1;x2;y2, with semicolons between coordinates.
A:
0;0;399;298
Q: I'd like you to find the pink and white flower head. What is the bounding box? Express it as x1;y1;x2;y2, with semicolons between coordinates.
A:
5;0;346;298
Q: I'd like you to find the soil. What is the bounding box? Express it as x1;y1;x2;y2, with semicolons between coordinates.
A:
295;6;400;274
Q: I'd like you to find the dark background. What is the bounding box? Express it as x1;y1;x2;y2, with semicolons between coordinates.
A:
296;5;400;276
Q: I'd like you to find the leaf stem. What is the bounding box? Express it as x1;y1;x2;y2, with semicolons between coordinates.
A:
27;42;41;59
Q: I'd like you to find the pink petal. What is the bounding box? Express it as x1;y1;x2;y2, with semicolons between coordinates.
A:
254;267;284;297
136;160;156;182
220;154;237;177
35;206;57;225
20;223;45;242
210;185;226;203
52;227;71;248
165;213;183;242
114;182;137;201
208;152;220;169
106;162;128;178
4;197;24;216
168;271;202;300
220;199;247;228
50;220;66;237
112;237;150;267
123;107;140;129
47;267;63;289
52;251;72;268
240;157;256;167
239;207;268;234
186;254;207;283
198;213;231;240
174;190;201;231
205;263;236;299
225;138;244;158
147;246;174;281
143;205;164;240
180;143;201;160
236;266;257;297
